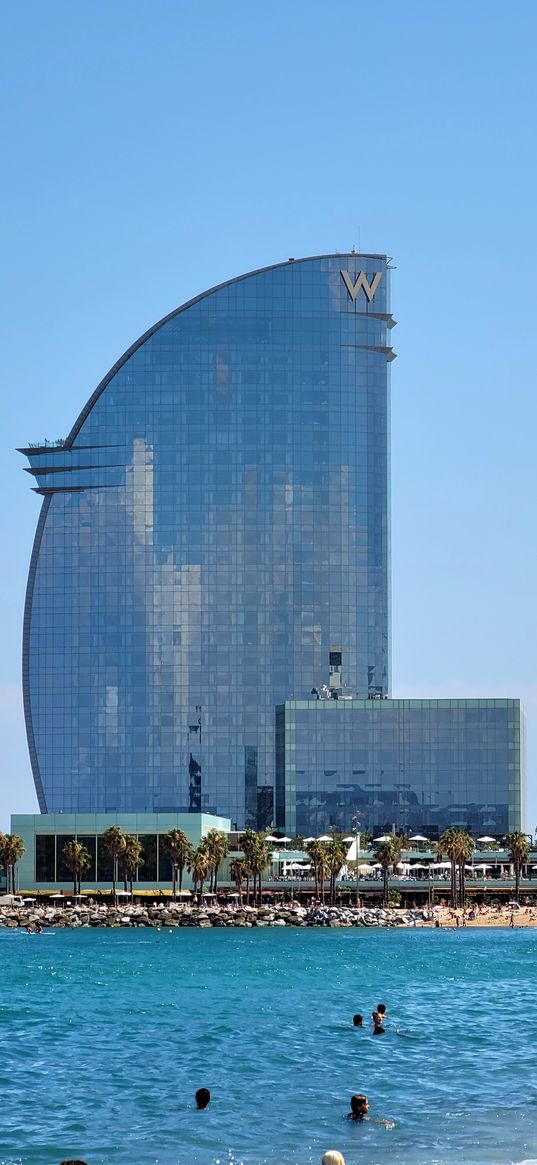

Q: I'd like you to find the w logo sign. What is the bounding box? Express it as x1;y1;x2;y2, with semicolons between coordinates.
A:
340;269;382;303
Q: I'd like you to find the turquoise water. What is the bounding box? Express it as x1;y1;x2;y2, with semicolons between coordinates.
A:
1;927;537;1165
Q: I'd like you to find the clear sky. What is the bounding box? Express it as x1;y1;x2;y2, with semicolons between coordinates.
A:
1;0;536;833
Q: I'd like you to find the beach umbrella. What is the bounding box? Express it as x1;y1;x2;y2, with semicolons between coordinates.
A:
431;861;451;869
317;834;332;842
358;863;374;873
373;835;392;842
264;835;281;843
477;836;496;843
409;863;428;870
278;836;293;844
303;837;315;843
409;834;429;842
343;836;355;843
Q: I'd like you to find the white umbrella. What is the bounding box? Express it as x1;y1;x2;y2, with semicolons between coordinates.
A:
343;836;355;843
477;835;496;842
373;835;392;842
278;836;293;844
265;835;281;842
409;834;429;842
358;863;374;873
431;861;451;869
317;834;332;842
409;863;428;870
303;837;315;843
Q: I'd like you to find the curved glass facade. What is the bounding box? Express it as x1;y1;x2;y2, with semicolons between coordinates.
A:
21;254;394;825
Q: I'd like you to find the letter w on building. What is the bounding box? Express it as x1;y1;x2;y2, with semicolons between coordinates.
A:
341;269;382;302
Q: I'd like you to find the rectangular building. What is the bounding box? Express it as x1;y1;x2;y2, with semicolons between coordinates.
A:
275;698;525;839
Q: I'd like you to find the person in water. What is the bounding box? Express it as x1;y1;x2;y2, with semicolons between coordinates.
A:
373;1024;385;1035
322;1152;345;1165
60;1160;89;1164
347;1093;393;1127
352;1014;363;1026
195;1087;211;1110
348;1094;369;1119
377;1003;387;1019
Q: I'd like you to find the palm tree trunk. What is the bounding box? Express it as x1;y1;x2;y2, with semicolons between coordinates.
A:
383;867;388;905
179;863;183;893
515;862;520;901
214;862;219;895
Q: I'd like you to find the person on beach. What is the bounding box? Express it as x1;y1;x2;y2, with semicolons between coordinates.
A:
352;1014;363;1026
322;1152;345;1165
195;1087;211;1109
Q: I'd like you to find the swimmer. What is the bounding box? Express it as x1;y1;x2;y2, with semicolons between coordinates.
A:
373;1024;385;1035
352;1014;363;1027
346;1093;393;1127
322;1153;345;1165
377;1003;387;1019
372;1010;382;1025
347;1094;369;1120
195;1087;211;1110
60;1160;89;1164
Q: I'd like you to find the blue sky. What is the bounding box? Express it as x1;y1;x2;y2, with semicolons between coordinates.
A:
1;0;536;831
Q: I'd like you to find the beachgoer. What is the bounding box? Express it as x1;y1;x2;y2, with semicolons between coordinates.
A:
372;1010;382;1025
377;1003;387;1019
59;1160;89;1164
346;1093;393;1127
195;1087;211;1110
322;1152;345;1165
373;1024;385;1035
347;1094;369;1120
352;1014;363;1026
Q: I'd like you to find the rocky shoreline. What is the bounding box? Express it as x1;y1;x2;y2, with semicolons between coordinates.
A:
0;903;429;929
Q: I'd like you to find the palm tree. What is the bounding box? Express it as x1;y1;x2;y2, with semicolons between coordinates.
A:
229;857;247;905
102;826;126;905
438;826;461;906
203;829;228;893
240;829;259;904
306;839;329;903
326;835;347;905
161;829;194;899
455;830;474;908
62;840;92;896
373;835;404;905
439;827;473;907
0;834;26;894
251;834;271;904
505;831;530;901
120;835;144;895
188;844;210;901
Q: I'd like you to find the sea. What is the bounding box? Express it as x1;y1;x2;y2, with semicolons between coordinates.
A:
1;925;537;1165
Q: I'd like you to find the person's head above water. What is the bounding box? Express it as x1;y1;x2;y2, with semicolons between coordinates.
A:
377;1003;386;1015
352;1014;363;1026
60;1160;89;1164
322;1152;345;1165
195;1087;211;1109
350;1094;369;1118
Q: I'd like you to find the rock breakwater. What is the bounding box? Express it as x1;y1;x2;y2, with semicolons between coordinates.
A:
0;902;429;929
